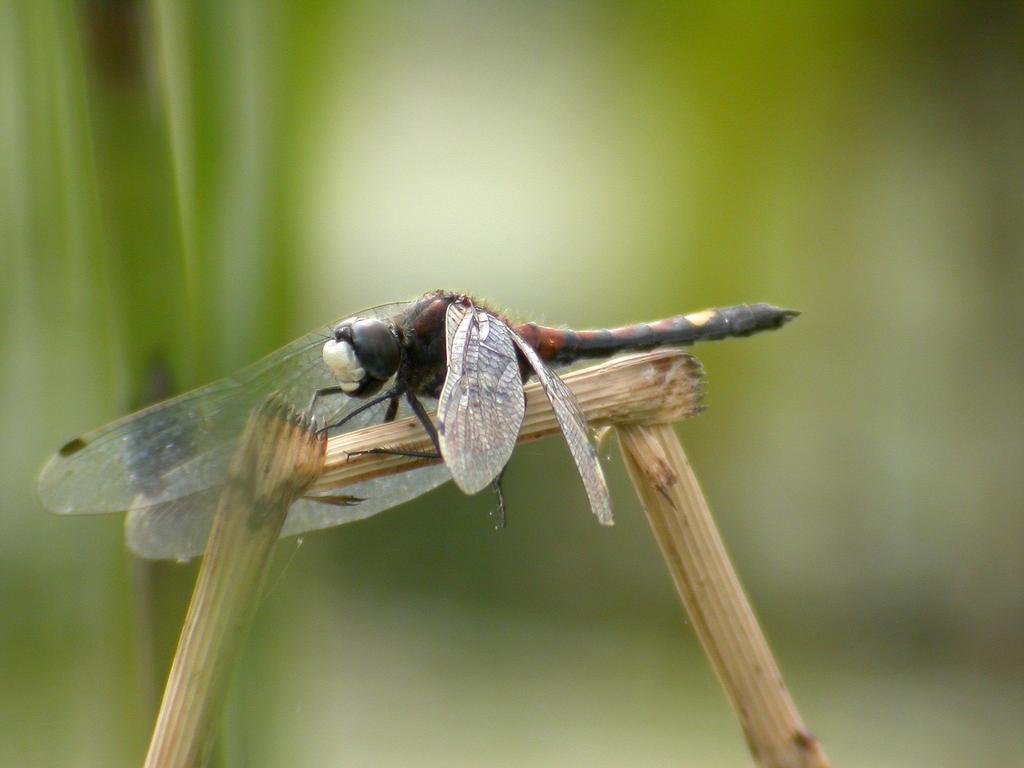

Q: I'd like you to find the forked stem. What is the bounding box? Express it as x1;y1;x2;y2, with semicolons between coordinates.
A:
144;349;827;767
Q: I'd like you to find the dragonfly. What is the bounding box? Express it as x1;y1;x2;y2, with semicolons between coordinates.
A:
36;290;798;560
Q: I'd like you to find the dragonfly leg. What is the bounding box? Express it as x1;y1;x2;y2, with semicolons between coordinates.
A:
306;385;345;413
347;392;441;460
490;469;507;530
348;393;440;460
316;386;405;436
405;391;441;455
383;396;400;422
354;447;439;459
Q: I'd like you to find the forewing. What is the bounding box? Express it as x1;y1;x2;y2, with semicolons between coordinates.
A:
437;304;526;494
37;302;458;559
38;325;335;516
509;331;613;525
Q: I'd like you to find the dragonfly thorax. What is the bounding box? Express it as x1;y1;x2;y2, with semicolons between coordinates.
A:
322;317;401;397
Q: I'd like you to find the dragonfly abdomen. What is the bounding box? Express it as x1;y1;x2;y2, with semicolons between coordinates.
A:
516;303;799;367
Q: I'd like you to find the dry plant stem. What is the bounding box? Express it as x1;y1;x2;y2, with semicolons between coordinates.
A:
312;348;704;494
144;396;325;768
617;423;830;768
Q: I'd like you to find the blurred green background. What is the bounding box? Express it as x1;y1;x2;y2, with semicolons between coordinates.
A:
3;1;1023;766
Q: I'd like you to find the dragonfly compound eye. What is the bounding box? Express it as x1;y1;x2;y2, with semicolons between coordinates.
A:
350;318;400;381
322;318;400;395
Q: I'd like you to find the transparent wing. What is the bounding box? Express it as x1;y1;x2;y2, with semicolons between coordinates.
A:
37;301;453;559
509;330;613;525
437;303;526;495
126;462;452;561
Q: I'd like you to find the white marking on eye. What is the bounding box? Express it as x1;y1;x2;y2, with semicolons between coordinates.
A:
323;339;366;388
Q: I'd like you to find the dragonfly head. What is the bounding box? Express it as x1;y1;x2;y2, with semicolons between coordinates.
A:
323;317;401;397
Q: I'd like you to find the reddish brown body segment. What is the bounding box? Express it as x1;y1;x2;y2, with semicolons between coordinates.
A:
514;303;797;367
